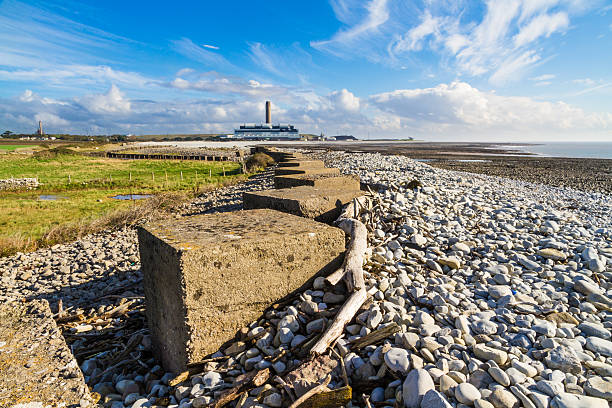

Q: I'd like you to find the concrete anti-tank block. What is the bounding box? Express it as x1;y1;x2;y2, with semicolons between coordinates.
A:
0;300;90;405
243;186;364;223
276;160;325;168
137;209;344;372
275;167;341;176
274;173;361;190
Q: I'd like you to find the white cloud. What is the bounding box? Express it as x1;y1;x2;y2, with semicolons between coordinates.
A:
314;0;596;83
369;81;612;135
2;81;611;141
489;50;541;85
165;72;293;100
79;85;131;114
202;44;220;50
311;0;389;56
530;74;555;81
329;89;360;111
34;112;69;126
573;78;596;86
176;68;195;77
391;12;440;52
513;12;569;46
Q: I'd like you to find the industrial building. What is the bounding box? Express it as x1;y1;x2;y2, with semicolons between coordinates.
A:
234;101;299;140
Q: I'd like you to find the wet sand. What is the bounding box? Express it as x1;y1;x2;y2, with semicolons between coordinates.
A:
271;142;612;194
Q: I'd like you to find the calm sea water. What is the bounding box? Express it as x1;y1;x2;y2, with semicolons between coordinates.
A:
507;142;612;159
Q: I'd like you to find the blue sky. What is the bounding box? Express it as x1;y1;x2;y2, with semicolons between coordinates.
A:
0;0;611;141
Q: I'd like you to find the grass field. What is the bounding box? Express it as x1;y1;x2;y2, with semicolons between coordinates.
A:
0;145;32;151
0;150;245;256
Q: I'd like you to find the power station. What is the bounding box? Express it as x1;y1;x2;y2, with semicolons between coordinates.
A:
234;101;299;139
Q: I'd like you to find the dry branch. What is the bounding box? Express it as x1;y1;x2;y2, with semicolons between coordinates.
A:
213;368;270;408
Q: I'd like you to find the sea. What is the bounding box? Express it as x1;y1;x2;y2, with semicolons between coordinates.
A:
501;142;612;159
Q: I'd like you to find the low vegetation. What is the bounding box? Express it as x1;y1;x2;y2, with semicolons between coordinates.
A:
245;152;275;172
0;149;246;256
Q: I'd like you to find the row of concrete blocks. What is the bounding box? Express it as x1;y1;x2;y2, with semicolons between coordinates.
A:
138;150;365;372
107;152;234;161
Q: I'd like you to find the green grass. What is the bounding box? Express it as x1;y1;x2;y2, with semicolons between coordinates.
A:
0;145;32;151
0;152;245;256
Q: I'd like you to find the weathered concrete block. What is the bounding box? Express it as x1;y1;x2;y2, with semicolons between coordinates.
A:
274;173;361;190
275;167;341;176
243;186;364;223
0;300;90;405
277;160;325;169
137;209;344;372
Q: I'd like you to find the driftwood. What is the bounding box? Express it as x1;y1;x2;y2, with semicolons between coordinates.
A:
288;374;331;408
310;197;370;356
213;368;270;408
310;288;367;356
350;322;401;350
297;386;352;408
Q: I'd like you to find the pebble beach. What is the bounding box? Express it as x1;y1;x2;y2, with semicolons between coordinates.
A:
1;150;612;408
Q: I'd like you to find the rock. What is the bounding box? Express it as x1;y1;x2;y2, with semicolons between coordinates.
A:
488;388;520;408
475;399;495;408
545;312;579;325
586;337;612;357
488;285;512;300
263;392;283;407
202;371;222;388
385;347;411;374
536;380;564;396
584;361;612;376
455;383;481;405
574;280;603;296
439;257;461;269
578;322;611;340
505;367;526;385
584;377;612;401
473;344;508;365
537;248;566;261
545;346;582;374
553;393;609;408
488;367;510;387
511;360;537;378
403;369;435;408
422;389;453;408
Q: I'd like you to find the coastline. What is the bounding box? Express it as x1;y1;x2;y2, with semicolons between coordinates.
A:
271;141;612;194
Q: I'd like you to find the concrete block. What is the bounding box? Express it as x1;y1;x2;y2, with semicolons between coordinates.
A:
274;173;361;190
137;209;344;372
277;160;326;168
243;186;364;223
0;300;90;405
275;167;341;176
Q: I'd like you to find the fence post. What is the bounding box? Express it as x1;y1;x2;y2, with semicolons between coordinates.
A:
180;171;183;181
68;174;71;184
222;165;225;177
152;171;155;182
129;172;132;182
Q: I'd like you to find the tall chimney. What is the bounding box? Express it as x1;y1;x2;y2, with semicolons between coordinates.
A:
265;101;271;124
38;120;43;136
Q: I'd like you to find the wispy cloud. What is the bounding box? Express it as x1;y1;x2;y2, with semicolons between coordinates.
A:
530;74;556;81
313;0;595;84
202;44;220;50
171;38;238;72
246;42;316;81
311;0;390;57
0;0;135;68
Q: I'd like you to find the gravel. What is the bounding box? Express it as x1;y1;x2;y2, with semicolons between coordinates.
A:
1;150;611;408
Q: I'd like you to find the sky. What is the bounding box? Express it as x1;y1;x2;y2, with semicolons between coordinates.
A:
0;0;611;141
